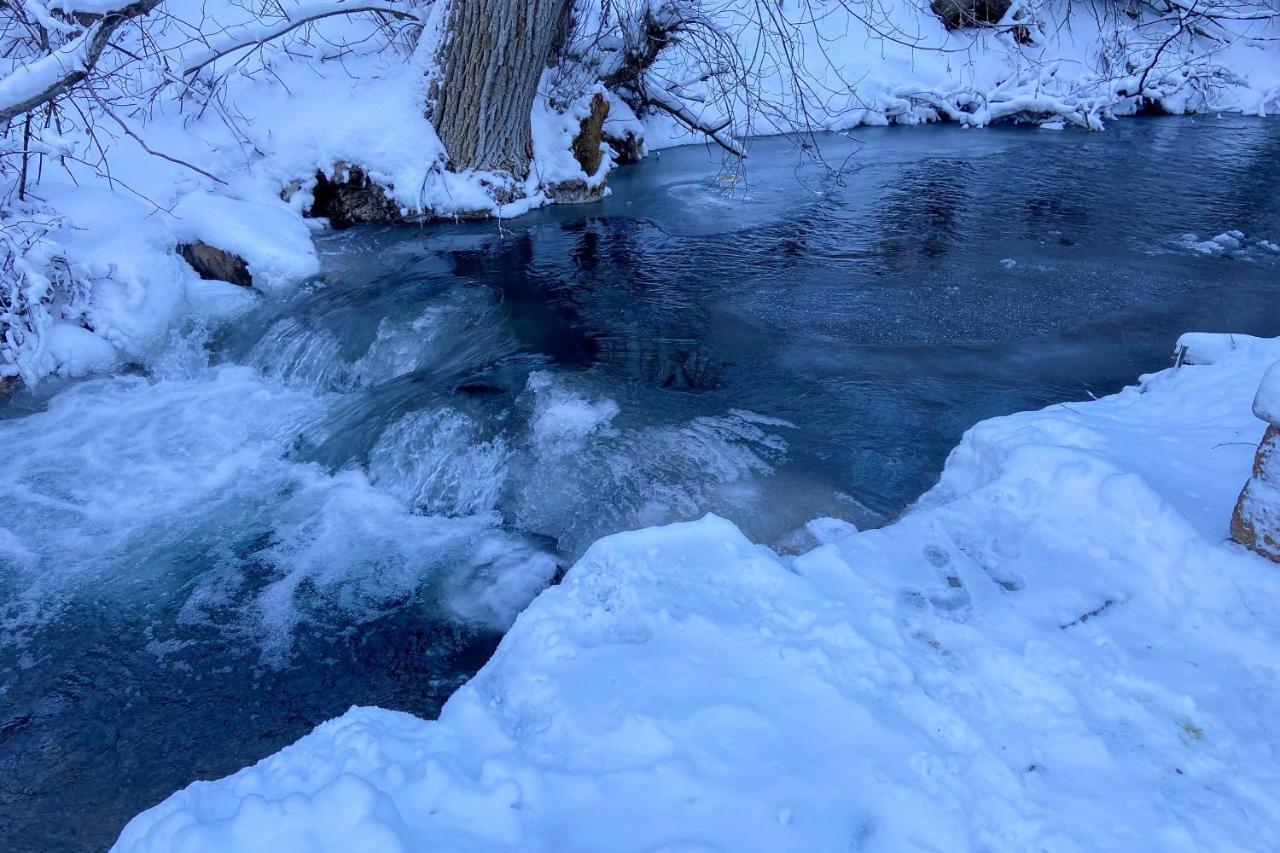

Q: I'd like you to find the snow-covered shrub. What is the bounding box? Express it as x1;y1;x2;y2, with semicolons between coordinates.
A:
0;203;95;384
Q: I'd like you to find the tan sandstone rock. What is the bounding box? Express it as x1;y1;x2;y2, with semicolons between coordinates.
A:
1231;367;1280;562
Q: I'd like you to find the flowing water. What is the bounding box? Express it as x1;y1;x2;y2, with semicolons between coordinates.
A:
3;117;1279;851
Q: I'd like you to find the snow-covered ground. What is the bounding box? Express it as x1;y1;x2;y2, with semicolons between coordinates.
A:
644;0;1280;146
112;332;1280;851
5;2;1279;842
4;0;1280;386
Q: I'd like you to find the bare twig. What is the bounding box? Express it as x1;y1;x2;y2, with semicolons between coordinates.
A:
0;0;163;125
181;1;415;77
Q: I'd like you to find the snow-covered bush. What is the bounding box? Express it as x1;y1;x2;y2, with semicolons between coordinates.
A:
0;203;96;384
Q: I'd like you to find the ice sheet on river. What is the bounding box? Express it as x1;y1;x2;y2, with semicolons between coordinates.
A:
114;335;1280;851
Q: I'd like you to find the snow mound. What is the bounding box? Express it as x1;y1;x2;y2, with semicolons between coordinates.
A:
1175;330;1275;366
114;334;1280;852
1254;361;1280;424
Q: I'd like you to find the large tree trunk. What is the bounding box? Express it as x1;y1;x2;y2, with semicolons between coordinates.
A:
430;0;573;176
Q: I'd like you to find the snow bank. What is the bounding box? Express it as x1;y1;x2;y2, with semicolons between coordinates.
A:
4;0;1279;384
114;334;1280;852
645;0;1280;148
1174;330;1276;366
0;0;631;384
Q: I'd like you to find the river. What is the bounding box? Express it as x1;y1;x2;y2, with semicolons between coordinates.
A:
2;117;1279;851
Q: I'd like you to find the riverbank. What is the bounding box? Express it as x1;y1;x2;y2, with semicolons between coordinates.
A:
3;0;1280;388
113;331;1280;851
3;120;1277;851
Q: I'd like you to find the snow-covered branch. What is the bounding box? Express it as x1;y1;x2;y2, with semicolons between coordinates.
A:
643;83;746;156
0;0;162;125
181;1;418;77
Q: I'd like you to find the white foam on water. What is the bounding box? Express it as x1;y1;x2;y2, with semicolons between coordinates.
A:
0;359;553;663
368;407;509;518
247;318;353;391
247;292;510;394
507;373;792;556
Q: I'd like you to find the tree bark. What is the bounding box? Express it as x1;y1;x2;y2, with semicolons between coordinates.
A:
429;0;573;176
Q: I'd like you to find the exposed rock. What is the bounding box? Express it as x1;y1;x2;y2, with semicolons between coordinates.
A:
280;178;305;203
929;0;1013;29
1231;423;1280;562
0;375;17;398
179;241;252;288
545;178;607;204
602;126;646;165
308;166;405;229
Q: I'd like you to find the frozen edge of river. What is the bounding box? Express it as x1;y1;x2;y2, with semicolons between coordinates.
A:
113;331;1280;852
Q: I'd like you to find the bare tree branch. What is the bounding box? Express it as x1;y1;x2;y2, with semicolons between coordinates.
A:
181;1;416;77
644;82;746;157
93;94;227;183
0;0;162;125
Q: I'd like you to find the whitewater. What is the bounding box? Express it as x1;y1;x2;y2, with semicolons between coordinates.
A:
1;120;1278;849
2;0;1280;844
110;333;1280;852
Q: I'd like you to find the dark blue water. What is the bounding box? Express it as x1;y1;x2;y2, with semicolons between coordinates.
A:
2;117;1279;851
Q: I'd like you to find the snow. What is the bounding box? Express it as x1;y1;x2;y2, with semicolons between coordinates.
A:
531;80;613;193
642;0;1280;147
33;184;308;368
1255;361;1280;424
170;193;320;292
48;0;142;12
179;1;411;75
113;333;1280;852
44;320;119;375
1174;331;1274;366
0;25;100;115
4;0;1280;385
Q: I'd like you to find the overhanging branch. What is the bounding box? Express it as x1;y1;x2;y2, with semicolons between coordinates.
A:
643;84;746;158
0;0;163;125
181;2;417;77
